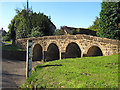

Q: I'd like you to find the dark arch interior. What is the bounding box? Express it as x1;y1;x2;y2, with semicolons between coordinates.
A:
33;44;43;61
64;42;81;58
45;43;59;61
87;46;103;57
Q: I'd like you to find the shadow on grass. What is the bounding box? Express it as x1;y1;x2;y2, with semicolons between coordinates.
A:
35;64;62;69
46;59;60;62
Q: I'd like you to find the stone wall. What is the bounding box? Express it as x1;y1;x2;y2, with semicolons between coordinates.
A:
2;50;26;60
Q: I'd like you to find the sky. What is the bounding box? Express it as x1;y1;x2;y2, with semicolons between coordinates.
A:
0;1;102;32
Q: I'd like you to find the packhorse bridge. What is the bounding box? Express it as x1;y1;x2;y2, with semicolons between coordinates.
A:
16;34;120;61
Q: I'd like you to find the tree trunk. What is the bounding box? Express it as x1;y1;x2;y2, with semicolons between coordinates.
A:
12;39;15;44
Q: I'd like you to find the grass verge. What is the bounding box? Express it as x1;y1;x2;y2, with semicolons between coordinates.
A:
3;41;12;44
20;54;119;88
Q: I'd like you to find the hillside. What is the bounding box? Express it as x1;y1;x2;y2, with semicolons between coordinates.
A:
20;54;119;88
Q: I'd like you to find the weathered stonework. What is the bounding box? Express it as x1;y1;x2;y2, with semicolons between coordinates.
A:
16;34;120;61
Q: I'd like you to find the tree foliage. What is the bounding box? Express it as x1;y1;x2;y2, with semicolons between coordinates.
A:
30;26;43;37
1;29;7;37
8;8;55;43
54;29;63;35
2;34;11;41
98;2;120;39
88;16;100;32
69;29;77;35
1;29;10;41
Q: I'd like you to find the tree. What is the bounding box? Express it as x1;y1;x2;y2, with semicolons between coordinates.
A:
8;18;16;44
88;16;100;32
8;7;55;43
15;8;31;39
98;2;120;39
30;26;43;37
1;28;10;41
0;28;7;37
30;12;54;36
8;8;31;40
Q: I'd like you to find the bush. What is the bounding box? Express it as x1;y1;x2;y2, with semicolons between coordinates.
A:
69;29;77;35
54;29;64;35
2;35;10;41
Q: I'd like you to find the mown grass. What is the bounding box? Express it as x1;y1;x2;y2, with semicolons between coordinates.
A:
2;44;26;51
20;54;119;88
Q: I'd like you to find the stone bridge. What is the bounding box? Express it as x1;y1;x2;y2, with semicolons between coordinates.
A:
16;34;120;61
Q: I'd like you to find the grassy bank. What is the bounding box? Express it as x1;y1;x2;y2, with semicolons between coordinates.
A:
20;54;119;88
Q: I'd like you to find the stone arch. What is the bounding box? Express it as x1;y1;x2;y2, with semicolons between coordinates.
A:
45;43;60;61
32;44;43;61
45;41;60;51
32;42;43;51
84;42;104;55
84;44;103;57
64;42;81;58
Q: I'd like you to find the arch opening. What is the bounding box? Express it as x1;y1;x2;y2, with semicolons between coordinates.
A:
86;46;103;57
46;43;59;61
33;44;43;61
64;42;81;58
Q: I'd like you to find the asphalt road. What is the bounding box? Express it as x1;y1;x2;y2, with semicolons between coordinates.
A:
2;58;42;88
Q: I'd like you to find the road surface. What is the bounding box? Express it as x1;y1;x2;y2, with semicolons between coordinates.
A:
2;58;41;88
